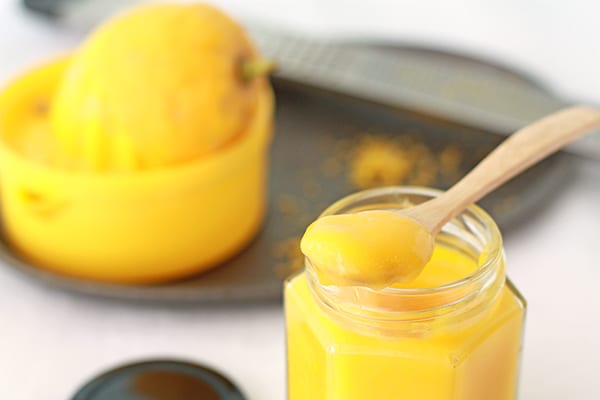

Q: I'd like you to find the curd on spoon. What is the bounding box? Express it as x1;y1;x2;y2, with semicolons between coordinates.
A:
300;209;434;289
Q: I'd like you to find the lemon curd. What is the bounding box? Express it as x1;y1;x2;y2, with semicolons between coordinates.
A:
285;187;525;400
300;210;434;289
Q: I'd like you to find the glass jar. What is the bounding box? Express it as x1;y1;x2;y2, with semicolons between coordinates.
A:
285;187;526;400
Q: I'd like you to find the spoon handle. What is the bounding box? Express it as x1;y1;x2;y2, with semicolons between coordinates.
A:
410;105;600;233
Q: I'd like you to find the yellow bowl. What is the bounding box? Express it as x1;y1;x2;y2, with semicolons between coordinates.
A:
0;58;274;283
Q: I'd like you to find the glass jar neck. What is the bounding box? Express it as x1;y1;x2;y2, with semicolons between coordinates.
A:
305;186;506;338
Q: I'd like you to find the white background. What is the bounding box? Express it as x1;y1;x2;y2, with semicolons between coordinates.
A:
0;1;599;399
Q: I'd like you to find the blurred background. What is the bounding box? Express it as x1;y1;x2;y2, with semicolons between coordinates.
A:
5;0;600;103
0;1;599;399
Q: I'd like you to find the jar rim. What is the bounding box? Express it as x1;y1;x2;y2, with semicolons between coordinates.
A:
314;185;503;298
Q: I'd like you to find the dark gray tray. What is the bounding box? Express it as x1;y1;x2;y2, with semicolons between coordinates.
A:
0;48;570;303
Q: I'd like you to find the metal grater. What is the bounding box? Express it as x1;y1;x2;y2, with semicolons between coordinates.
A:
248;25;600;160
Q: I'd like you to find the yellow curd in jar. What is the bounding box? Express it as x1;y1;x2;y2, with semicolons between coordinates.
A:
285;187;526;400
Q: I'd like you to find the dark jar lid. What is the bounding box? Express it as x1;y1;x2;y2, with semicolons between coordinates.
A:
71;359;246;400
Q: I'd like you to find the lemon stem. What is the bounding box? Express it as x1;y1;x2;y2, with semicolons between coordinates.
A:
241;59;275;82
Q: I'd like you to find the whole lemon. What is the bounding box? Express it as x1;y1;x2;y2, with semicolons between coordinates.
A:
51;3;268;170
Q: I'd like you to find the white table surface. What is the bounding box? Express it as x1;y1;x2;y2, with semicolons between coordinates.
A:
1;1;599;399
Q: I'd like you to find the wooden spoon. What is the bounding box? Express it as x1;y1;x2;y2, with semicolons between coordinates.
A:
402;105;600;234
300;105;600;288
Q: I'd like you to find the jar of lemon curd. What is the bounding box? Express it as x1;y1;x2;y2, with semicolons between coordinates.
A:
285;187;526;400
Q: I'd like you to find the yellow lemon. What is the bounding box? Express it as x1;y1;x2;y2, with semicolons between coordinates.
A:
51;3;268;171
